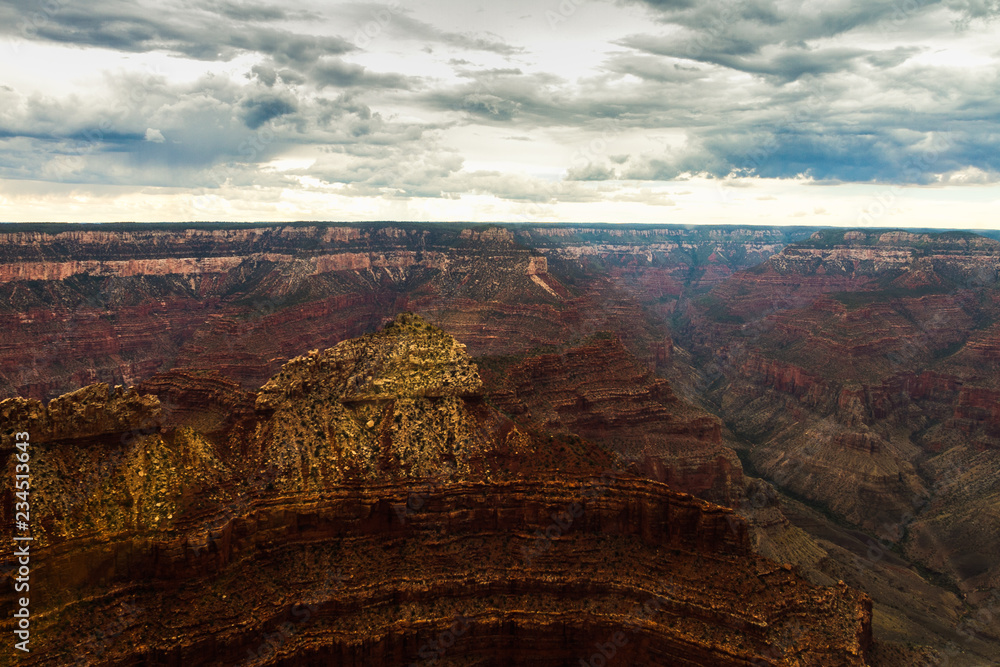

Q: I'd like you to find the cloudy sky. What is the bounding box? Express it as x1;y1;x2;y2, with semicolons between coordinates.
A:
0;0;998;227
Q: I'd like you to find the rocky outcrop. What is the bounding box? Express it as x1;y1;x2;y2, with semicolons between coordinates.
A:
480;337;743;505
458;226;515;244
0;228;564;402
0;315;872;666
711;230;1000;323
0;382;161;443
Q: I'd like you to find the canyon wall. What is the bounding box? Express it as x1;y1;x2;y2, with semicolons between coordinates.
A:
0;315;872;666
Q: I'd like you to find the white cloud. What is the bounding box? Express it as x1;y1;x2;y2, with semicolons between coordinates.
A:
0;0;998;225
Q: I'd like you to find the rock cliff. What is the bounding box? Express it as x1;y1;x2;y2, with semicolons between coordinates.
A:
480;336;743;505
671;229;1000;662
0;314;872;666
0;223;803;402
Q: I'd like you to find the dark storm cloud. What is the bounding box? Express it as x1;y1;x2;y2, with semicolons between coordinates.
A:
460;93;521;120
623;0;1000;71
611;104;1000;184
211;1;306;22
239;30;354;66
566;162;619;181
620;35;898;82
0;127;144;144
251;64;278;87
949;0;1000;26
626;0;909;48
0;63;454;194
310;59;415;90
241;93;297;129
507;51;1000;186
0;0;353;62
586;0;1000;184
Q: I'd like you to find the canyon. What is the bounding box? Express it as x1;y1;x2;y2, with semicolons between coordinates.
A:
0;223;802;401
1;223;999;664
1;314;872;665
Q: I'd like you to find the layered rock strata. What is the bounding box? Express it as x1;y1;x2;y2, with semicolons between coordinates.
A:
671;230;1000;661
480;336;742;505
0;223;804;401
0;314;872;666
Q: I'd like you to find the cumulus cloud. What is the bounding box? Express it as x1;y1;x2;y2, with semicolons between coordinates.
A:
567;162;619;181
460;93;521;120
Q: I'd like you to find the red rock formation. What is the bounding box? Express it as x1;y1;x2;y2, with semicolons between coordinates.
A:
0;224;804;403
0;315;873;666
738;355;829;406
481;337;743;505
681;229;1000;638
